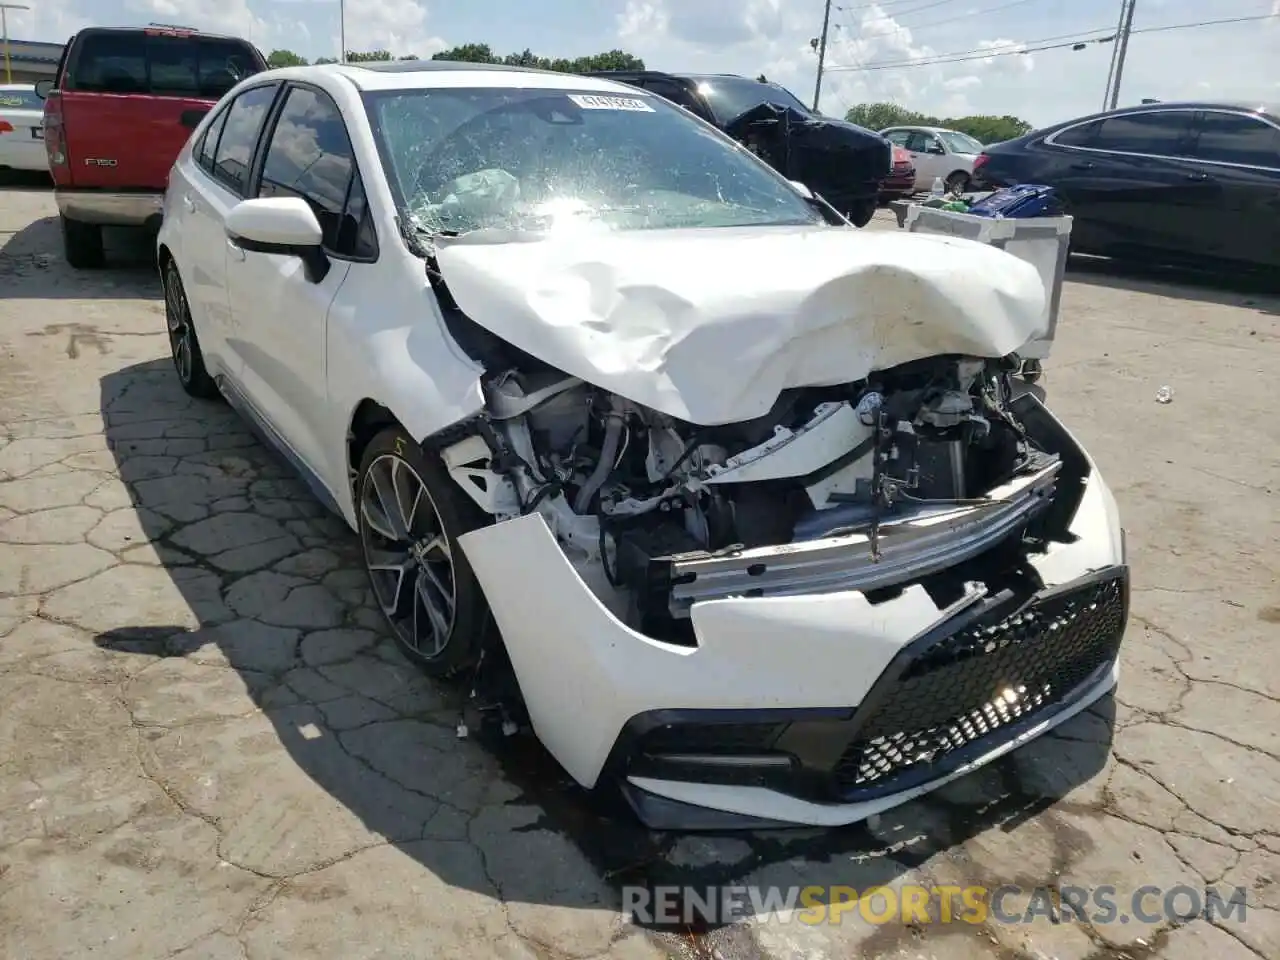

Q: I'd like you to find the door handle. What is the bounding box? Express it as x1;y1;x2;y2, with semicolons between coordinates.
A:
182;195;196;213
1185;171;1212;182
226;237;246;261
1069;161;1096;170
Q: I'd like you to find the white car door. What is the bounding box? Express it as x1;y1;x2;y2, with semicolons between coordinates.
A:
224;82;371;486
905;130;946;184
177;82;280;379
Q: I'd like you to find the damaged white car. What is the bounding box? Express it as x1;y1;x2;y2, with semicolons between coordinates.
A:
158;60;1129;829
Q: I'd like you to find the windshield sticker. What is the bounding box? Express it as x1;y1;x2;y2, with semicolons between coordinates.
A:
568;94;655;113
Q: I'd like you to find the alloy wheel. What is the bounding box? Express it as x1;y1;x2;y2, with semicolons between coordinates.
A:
164;266;193;384
359;453;457;659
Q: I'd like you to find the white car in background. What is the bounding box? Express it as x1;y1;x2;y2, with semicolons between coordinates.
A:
880;125;985;193
157;60;1128;830
0;84;47;173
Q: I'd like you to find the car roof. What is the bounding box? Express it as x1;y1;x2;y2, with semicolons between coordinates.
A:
1050;100;1280;127
264;61;648;95
71;24;251;42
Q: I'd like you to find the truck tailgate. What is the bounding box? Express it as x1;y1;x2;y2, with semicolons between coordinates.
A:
58;90;211;190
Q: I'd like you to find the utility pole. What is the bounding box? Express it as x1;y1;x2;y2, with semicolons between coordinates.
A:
1104;0;1137;110
339;0;346;63
812;0;833;112
1;3;30;85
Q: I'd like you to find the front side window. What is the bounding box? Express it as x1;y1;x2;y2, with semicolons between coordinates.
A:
210;83;277;195
1190;112;1280;167
1091;111;1193;156
365;86;824;239
258;85;375;257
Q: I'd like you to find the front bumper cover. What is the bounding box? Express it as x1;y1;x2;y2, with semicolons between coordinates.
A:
456;395;1128;829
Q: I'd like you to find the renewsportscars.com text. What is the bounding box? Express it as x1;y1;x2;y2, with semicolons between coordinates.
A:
622;884;1248;927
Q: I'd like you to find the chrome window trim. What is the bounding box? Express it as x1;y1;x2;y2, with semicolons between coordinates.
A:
1042;107;1280;174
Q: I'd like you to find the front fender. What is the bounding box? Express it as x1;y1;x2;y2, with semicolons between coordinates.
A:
325;251;486;523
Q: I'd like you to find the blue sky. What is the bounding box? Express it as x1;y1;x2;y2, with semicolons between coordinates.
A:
11;0;1280;125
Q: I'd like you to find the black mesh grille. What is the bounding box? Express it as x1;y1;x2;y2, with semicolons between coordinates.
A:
834;575;1126;795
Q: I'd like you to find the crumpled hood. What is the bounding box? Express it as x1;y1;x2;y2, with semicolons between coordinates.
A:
434;224;1048;425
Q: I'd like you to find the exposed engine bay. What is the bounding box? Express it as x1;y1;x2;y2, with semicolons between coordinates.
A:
442;351;1066;644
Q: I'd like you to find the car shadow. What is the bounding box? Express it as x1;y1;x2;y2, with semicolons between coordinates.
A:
1066;253;1280;317
0;204;159;299
92;357;1117;945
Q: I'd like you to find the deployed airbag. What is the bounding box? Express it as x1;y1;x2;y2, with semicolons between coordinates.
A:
434;225;1047;425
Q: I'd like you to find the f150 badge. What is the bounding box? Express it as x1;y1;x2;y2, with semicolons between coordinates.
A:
84;158;117;167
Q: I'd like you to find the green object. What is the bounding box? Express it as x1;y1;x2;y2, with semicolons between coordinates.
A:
941;200;970;212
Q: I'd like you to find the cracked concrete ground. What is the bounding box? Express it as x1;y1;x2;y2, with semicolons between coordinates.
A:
1;184;1277;960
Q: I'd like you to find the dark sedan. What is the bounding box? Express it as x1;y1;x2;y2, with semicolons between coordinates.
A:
973;101;1280;272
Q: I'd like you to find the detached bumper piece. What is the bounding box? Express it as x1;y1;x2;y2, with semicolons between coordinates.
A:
614;565;1128;828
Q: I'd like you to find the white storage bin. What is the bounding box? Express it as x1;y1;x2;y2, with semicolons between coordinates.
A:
902;204;1072;378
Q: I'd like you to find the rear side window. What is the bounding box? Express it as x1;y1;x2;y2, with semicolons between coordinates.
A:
210;84;277;195
0;88;43;109
1091;111;1193;155
1052;120;1102;147
195;106;230;175
1189;112;1280;168
257;86;377;258
65;30;265;98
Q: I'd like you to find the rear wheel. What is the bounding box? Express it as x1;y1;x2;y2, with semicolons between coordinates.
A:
847;198;877;227
61;216;104;269
356;426;492;678
162;259;218;399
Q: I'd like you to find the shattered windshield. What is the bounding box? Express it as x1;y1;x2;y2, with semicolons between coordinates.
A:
691;77;812;126
363;86;824;239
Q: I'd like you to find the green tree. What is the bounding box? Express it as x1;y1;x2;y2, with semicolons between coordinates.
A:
267;49;308;68
431;43;502;64
346;50;393;62
432;43;644;74
843;101;1031;143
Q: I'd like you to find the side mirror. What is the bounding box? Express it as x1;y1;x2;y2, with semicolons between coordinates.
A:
34;79;54;99
929;143;946;154
225;197;329;283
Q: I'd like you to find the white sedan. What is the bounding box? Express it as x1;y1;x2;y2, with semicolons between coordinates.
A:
0;84;48;172
880;125;985;193
158;61;1129;830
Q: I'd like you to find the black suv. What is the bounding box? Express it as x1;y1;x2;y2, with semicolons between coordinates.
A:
590;71;892;226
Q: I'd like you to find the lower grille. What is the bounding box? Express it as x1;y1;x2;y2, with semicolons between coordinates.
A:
834;574;1127;796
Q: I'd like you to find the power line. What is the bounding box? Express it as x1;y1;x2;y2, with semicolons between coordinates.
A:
835;0;958;14
825;13;1277;71
893;0;1051;33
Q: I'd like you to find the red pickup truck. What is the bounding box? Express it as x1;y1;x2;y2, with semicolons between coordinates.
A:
36;25;267;268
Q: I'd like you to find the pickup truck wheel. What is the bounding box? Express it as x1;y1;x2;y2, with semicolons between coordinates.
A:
61;216;105;269
847;199;877;227
356;426;492;679
162;260;219;399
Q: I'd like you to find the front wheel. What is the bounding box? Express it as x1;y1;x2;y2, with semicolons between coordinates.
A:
356;427;492;678
945;171;971;194
847;198;877;227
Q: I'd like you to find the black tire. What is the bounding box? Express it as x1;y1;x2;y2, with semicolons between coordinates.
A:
945;171;970;194
847;198;877;227
1021;359;1043;384
356;425;492;678
162;259;219;399
61;215;105;269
